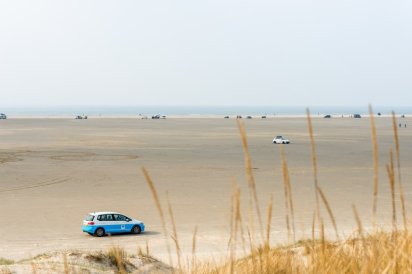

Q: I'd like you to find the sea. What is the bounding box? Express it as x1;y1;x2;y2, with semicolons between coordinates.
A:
0;106;411;117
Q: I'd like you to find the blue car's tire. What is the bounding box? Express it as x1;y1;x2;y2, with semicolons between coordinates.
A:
131;225;141;234
94;227;105;237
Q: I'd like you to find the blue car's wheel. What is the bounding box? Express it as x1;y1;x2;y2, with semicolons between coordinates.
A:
131;225;141;234
94;227;105;237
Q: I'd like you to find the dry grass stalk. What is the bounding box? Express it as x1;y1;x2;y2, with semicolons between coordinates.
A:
228;179;236;249
167;194;182;271
282;162;291;241
236;187;247;256
352;204;367;253
320;218;325;256
146;240;150;257
386;149;397;231
392;111;407;230
191;226;198;273
263;195;274;273
63;253;69;274
245;229;257;273
306;109;321;227
311;210;316;243
317;186;339;240
280;146;295;242
110;246;127;274
230;179;247;262
30;259;37;274
228;180;238;274
286;181;295;242
141;167;173;266
369;105;379;227
265;195;274;247
227;179;247;274
237;120;264;245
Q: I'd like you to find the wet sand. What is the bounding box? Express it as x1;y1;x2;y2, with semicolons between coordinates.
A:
0;117;412;261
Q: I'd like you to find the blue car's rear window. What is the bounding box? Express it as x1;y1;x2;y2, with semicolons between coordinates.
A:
85;215;94;221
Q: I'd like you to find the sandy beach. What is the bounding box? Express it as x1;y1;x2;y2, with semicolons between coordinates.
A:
0;116;411;262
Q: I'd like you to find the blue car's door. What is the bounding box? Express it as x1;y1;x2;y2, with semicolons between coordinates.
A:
113;214;133;233
97;214;116;233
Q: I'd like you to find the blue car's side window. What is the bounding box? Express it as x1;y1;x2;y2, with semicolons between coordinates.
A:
97;214;114;232
113;214;127;221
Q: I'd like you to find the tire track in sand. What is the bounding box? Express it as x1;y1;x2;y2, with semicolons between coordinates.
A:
0;177;69;193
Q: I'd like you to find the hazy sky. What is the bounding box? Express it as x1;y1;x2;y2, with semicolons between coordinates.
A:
1;0;411;106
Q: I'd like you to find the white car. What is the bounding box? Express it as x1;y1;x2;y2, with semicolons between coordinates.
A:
82;212;145;237
0;113;7;119
272;136;290;144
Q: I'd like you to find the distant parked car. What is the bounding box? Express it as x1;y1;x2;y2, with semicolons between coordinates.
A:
0;113;7;119
261;115;266;119
324;115;331;118
246;116;252;119
273;136;290;144
353;114;362;118
224;116;229;119
82;212;145;237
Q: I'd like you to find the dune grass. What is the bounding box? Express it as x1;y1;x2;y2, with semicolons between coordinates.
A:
0;258;14;266
216;230;412;274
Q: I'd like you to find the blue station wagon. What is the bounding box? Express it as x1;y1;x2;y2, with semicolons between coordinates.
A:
82;212;145;237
